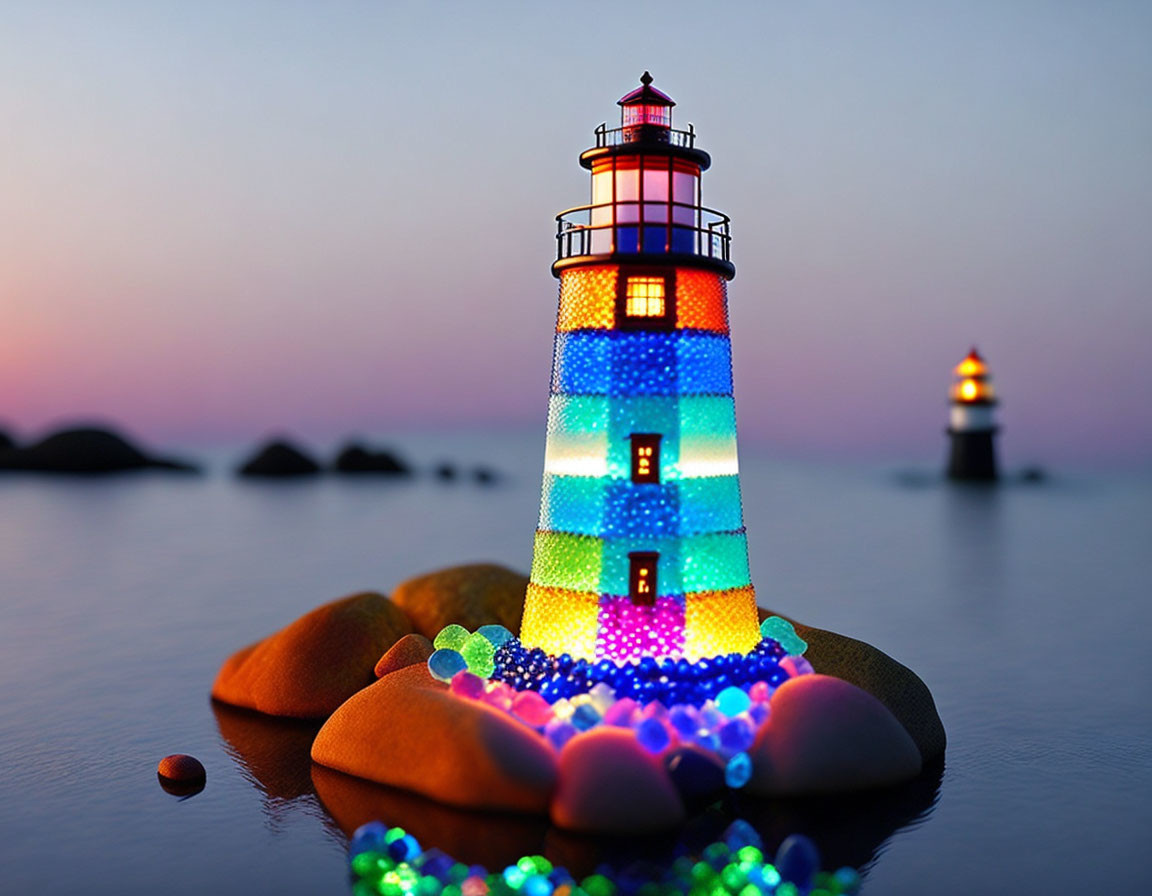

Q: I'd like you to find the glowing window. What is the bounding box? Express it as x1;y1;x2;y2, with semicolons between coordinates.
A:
625;277;666;318
630;433;661;484
628;552;659;606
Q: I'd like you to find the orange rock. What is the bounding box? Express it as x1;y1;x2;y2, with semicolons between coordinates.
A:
375;633;434;678
391;564;526;639
212;592;414;719
749;674;921;796
550;728;685;833
311;664;557;813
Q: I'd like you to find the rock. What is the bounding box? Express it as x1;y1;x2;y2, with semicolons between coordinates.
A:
333;442;411;475
0;426;197;473
157;753;206;795
237;439;321;477
212;592;414;718
758;607;946;762
551;727;685;833
374;633;434;678
311;664;557;813
157;753;205;782
748;675;921;795
0;428;14;452
472;467;499;485
391;564;526;639
434;463;457;480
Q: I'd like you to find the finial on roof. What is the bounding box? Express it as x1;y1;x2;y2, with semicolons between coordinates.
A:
640;71;653;86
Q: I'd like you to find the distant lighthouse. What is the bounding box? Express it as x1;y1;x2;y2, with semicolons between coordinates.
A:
519;74;762;663
946;348;999;481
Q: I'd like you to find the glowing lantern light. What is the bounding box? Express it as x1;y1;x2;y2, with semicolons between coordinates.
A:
946;347;1000;481
521;74;760;663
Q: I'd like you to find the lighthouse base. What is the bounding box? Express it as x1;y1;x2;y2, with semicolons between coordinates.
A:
946;428;999;482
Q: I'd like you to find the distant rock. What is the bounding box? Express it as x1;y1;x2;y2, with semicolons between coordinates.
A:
237;439;321;477
472;466;500;485
0;426;197;473
390;563;526;639
1019;466;1047;483
434;463;457;481
333;442;411;475
212;591;414;718
0;428;13;452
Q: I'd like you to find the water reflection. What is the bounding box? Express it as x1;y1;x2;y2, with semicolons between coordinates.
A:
212;699;335;836
217;701;942;884
942;482;1005;609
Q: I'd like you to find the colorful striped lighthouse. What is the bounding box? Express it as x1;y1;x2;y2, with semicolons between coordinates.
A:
946;347;1000;481
520;74;761;664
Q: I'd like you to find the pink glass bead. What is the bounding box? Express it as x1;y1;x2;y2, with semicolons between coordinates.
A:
781;656;815;678
603;697;639;727
749;681;771;703
462;877;489;896
483;681;514;711
449;671;486;700
511;690;555;728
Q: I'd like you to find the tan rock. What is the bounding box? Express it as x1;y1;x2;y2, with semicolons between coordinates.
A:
375;633;435;678
311;664;557;813
391;563;526;638
759;607;946;762
749;674;921;796
550;727;685;833
212;592;413;719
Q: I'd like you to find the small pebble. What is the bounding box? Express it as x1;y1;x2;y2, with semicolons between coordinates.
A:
157;753;205;796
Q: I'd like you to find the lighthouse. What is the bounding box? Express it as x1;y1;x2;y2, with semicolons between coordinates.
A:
520;74;762;664
946;347;999;481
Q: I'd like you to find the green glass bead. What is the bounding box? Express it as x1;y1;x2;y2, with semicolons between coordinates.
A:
735;847;762;865
462;633;496;677
434;624;470;651
775;884;799;896
758;616;807;656
581;874;616;896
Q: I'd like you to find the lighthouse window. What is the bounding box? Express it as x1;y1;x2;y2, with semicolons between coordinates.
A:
625;277;666;317
630;434;661;484
628;552;659;606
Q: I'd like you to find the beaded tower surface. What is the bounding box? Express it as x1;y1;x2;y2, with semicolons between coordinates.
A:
520;75;762;664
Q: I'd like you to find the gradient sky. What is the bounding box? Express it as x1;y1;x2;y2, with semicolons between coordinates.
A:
2;0;1150;465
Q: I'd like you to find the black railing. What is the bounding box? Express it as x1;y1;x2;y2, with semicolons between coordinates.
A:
594;122;697;149
555;201;731;263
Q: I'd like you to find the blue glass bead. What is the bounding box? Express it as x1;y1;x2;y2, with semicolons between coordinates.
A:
775;834;820;887
668;705;697;737
724;751;752;789
475;624;514;649
718;718;755;754
636;718;670;754
722;819;763;852
523;874;554;896
714;686;750;716
428;649;467;683
545;720;577;750
414;848;454;881
834;866;862;893
571;704;601;731
349;821;389;857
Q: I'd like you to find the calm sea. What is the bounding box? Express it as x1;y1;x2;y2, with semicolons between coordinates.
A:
1;430;1150;893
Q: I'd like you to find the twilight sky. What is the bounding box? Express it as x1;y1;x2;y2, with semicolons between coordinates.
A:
2;1;1150;465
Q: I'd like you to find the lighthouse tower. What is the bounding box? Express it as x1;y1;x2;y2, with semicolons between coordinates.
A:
946;348;999;481
520;74;762;664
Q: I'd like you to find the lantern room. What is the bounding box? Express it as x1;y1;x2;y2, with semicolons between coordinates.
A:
554;73;733;278
950;348;997;405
